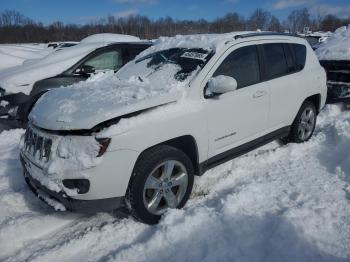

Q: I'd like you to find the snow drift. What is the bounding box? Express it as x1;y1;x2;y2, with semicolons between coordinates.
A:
0;44;52;71
1;104;350;261
316;25;350;60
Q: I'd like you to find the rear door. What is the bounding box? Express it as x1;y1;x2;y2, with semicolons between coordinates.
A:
261;43;307;129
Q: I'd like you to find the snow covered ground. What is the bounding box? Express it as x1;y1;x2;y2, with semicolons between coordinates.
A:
1;103;350;262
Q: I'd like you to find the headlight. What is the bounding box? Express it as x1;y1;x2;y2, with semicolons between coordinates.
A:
8;105;19;118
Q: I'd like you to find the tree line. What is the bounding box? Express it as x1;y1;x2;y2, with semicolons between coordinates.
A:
0;8;349;43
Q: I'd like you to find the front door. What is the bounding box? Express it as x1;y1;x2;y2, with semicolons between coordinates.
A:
204;44;269;158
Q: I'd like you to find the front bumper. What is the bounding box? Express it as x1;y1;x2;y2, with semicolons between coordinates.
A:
20;155;125;213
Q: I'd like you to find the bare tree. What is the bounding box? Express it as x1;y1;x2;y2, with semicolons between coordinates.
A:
0;9;349;43
247;8;271;31
268;16;283;32
286;8;311;33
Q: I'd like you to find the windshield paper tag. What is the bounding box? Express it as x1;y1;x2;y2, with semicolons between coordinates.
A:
181;52;208;61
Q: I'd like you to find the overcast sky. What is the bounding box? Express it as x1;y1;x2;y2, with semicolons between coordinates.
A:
1;0;349;24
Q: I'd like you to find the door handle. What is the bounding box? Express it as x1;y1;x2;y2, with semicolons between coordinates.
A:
253;90;267;98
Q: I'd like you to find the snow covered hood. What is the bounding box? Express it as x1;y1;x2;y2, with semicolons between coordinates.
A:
29;72;183;131
316;25;350;61
0;34;141;95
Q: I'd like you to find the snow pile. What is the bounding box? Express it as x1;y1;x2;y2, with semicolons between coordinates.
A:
48;135;102;176
0;44;52;71
1;104;350;261
316;25;350;60
138;31;253;58
30;60;197;130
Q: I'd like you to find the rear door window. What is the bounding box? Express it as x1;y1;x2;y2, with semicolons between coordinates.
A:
283;44;296;73
262;43;288;80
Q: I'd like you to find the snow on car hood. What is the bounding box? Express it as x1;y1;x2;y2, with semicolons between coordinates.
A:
29;69;186;131
316;25;350;60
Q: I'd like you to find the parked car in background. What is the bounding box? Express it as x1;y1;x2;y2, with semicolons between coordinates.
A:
21;32;327;224
316;26;350;104
48;42;78;50
0;34;152;129
298;31;331;50
320;60;350;104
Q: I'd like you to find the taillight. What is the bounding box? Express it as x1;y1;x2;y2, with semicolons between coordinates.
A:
96;138;111;157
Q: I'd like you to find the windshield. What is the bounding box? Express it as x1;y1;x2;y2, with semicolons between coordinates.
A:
116;48;213;84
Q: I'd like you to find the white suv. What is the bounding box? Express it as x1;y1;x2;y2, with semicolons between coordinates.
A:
20;32;327;224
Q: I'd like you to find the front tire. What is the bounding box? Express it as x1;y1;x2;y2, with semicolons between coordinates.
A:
126;145;194;225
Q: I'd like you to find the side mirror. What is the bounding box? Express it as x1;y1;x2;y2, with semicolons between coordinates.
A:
207;75;238;96
76;65;95;75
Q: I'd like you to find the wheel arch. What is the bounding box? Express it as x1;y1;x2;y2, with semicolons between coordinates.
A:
135;135;200;176
304;94;321;114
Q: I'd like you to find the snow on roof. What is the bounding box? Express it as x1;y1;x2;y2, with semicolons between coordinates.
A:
80;33;140;44
316;25;350;61
139;31;254;57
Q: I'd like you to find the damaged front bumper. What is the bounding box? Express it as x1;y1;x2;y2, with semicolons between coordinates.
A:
20;154;125;213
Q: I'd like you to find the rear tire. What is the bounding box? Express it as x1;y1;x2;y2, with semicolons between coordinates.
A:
126;145;194;225
284;100;317;144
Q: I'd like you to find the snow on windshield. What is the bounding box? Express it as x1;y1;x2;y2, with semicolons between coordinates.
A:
316;25;350;60
117;48;213;82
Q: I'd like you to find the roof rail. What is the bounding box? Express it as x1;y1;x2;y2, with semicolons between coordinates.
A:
234;32;300;40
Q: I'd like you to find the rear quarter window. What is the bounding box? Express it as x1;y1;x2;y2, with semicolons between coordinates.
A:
128;46;150;60
291;44;307;71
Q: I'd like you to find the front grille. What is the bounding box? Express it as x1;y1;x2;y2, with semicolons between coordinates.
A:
23;126;53;163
